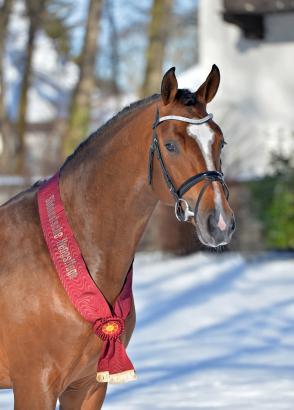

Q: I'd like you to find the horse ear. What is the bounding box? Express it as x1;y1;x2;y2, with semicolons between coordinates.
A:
161;67;178;105
195;64;220;104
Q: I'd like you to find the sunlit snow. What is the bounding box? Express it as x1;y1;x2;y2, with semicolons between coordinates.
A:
1;252;294;409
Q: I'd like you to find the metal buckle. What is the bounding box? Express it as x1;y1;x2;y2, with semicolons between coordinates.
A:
175;199;194;222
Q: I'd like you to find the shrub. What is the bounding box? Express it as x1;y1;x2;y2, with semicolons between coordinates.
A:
248;152;294;250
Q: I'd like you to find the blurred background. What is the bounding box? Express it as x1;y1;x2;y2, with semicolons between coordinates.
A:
0;0;294;409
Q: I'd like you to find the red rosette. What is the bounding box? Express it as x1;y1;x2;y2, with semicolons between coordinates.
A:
93;317;124;341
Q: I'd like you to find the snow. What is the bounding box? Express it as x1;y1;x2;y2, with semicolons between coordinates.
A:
1;251;294;409
0;175;41;186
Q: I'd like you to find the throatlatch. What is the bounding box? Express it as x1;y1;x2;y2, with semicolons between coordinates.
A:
148;108;229;223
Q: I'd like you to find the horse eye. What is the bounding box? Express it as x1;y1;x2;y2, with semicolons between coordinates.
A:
165;142;176;152
221;139;227;149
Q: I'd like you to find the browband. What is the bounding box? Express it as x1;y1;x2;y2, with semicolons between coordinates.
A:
158;113;213;125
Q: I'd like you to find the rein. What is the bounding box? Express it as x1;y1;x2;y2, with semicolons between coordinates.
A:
148;108;229;222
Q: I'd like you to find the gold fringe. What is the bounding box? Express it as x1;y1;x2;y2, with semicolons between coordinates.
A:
96;370;137;384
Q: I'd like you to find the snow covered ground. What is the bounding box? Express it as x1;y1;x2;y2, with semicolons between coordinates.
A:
1;252;294;409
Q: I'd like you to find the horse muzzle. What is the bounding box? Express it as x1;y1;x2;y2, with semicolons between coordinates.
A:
197;208;236;247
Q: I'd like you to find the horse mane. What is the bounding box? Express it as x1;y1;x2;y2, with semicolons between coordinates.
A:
61;93;161;170
1;88;197;205
61;88;196;170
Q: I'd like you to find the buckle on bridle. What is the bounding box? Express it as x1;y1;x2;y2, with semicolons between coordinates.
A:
175;199;194;222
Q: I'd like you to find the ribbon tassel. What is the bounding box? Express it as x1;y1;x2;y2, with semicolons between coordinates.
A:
96;370;137;384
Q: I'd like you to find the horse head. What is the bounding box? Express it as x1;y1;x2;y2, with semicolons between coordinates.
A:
149;65;235;247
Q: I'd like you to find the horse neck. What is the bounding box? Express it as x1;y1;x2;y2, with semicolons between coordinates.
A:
59;99;159;303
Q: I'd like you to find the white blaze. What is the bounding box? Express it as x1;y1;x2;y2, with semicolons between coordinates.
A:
217;212;227;231
187;123;215;169
187;122;224;213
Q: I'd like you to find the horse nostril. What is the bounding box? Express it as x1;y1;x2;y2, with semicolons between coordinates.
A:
229;217;236;234
207;214;216;235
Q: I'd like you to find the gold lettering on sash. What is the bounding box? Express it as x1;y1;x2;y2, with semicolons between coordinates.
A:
45;194;78;279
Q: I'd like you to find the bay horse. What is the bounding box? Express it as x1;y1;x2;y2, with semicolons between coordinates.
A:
0;65;235;409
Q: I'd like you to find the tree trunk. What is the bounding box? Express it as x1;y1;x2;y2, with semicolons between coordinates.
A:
62;0;103;157
17;18;36;173
16;0;47;173
0;0;14;172
141;0;173;97
105;0;119;95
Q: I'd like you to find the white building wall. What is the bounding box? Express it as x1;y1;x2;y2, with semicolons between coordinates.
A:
180;0;294;179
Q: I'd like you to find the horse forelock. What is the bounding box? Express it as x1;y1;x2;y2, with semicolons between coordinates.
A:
175;89;197;106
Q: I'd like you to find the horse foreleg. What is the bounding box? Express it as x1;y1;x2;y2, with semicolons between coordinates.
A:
59;302;135;410
13;381;59;410
59;377;107;410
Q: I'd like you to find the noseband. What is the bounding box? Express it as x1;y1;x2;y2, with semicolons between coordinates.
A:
148;108;229;223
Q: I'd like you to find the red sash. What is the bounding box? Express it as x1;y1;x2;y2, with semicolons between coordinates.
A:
37;174;136;384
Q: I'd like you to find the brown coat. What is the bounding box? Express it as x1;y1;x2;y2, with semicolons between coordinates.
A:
0;66;234;409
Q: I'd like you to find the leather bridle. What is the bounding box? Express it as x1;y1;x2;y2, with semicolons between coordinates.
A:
148;108;229;223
